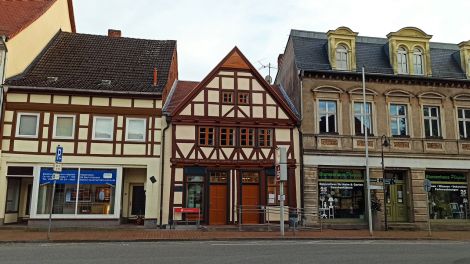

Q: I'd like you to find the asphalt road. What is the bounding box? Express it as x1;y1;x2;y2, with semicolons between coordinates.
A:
1;240;469;264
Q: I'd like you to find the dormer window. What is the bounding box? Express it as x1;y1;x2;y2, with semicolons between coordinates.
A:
397;47;408;74
413;48;424;75
335;45;349;70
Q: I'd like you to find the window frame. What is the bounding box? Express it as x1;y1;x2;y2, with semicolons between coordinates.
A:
53;114;76;139
457;108;470;139
423;105;441;138
219;127;235;147
222;92;233;104
397;47;409;74
318;100;338;134
238;92;250;105
389;104;409;137
16;112;40;138
239;128;254;147
92;116;115;141
258;128;273;147
412;48;424;75
198;127;215;146
125;117;147;142
335;44;349;70
353;102;373;136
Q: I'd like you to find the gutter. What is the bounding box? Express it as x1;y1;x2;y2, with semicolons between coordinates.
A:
159;115;170;228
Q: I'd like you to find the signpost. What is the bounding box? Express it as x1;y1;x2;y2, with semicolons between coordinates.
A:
276;147;288;237
424;179;432;237
48;145;63;240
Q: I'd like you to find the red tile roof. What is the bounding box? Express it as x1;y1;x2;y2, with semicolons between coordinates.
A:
0;0;75;39
164;80;199;114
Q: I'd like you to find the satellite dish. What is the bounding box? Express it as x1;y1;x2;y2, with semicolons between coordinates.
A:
265;75;272;84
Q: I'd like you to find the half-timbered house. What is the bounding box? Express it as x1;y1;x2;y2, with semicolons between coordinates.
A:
162;48;300;226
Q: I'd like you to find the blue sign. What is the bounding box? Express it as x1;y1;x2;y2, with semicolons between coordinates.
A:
39;168;117;185
55;146;63;163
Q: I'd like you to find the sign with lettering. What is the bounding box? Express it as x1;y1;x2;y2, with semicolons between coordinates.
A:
40;168;117;185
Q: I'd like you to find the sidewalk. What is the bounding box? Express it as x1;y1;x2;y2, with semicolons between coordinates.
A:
1;228;470;243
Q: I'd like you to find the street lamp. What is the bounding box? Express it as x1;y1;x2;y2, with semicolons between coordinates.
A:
381;135;390;231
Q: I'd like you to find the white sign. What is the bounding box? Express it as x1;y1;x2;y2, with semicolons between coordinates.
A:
370;185;383;190
53;163;62;172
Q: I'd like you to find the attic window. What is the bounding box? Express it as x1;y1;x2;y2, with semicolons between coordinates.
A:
335;45;349;70
413;48;424;75
101;80;112;85
397;47;409;74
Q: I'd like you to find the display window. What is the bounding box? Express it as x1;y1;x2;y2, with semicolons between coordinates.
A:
318;169;365;219
427;172;469;220
36;167;117;216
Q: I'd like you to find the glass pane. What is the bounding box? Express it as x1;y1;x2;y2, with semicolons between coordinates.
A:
354;103;362;114
6;178;20;212
77;184;115;215
56;116;74;137
242;172;259;183
365;103;371;114
399;118;407;136
186;183;204;209
465;110;470;118
431;107;438;117
459;121;465;139
354;116;362;135
466;122;470;139
423;107;429;116
19;115;38;136
319;101;326;112
391;118;398;135
390;104;397;115
327;114;336;133
328;101;337;112
431;120;440;136
94;118;113;139
458;109;463;118
424;120;431;137
319;115;326;133
398;105;406;115
127;119;145;140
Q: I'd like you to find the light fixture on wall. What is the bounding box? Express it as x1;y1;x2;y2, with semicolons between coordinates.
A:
150;176;156;184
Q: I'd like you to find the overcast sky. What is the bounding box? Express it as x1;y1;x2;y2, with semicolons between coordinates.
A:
74;0;470;81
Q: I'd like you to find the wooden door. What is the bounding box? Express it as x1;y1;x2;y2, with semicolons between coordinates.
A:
241;185;260;224
130;185;146;216
209;185;227;225
385;172;408;222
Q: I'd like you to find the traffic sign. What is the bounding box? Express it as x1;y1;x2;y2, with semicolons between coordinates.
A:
55;146;63;163
275;165;280;181
53;163;62;173
424;179;432;192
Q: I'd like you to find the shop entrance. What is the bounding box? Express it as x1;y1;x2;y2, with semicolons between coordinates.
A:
385;171;408;222
130;185;146;216
240;171;260;224
4;177;33;224
209;172;228;225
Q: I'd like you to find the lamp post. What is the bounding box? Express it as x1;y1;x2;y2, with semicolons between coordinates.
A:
381;135;390;231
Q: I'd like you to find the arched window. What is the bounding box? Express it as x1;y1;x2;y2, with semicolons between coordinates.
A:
397;47;408;74
413;48;424;75
335;45;349;70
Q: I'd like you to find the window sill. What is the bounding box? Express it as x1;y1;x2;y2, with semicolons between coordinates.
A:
391;135;410;138
425;136;443;140
318;132;339;136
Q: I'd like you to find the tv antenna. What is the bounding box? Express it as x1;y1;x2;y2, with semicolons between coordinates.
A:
258;61;277;84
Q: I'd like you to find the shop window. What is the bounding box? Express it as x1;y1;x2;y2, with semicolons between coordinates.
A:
318;169;365;219
220;128;234;146
423;106;441;138
238;93;249;104
427;172;468;220
390;104;408;136
222;92;233;103
198;127;215;146
354;102;373;135
258;128;273;147
397;47;408;74
16;113;39;138
93;116;114;140
36;168;117;216
267;174;288;205
335;45;349;70
126;118;146;141
413;48;424;75
240;128;254;146
319;100;337;133
53;114;75;139
457;108;470;139
185;175;205;211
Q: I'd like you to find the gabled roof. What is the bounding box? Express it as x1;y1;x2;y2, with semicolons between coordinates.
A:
289;29;467;80
6;31;177;95
165;47;299;121
0;0;76;39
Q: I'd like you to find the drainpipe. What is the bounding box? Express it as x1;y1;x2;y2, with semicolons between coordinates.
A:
298;70;305;211
159;114;170;228
0;35;7;123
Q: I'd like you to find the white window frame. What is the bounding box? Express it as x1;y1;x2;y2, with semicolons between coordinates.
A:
397;47;408;74
413;48;424;75
318;100;337;133
92;116;114;141
423;105;441;137
15;112;40;138
125;118;146;142
335;45;349;70
53;114;76;139
353;102;373;135
457;108;470;139
389;104;408;136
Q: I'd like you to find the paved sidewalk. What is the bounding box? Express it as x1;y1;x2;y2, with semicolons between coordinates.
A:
1;228;470;243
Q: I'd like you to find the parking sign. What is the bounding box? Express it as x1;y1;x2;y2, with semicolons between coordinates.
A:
55;146;63;163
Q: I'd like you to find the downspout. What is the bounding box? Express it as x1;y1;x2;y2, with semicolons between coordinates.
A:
0;35;7;123
298;70;305;210
159;114;170;228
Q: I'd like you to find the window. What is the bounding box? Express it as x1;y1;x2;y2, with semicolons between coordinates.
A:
389;104;408;136
397;47;408;74
238;93;249;104
335;45;349;70
93;116;114;140
240;128;254;146
222;92;233;103
423;106;441;137
220;128;234;146
258;129;273;147
198;127;215;146
53;115;75;139
413;48;424;75
319;100;337;133
126;118;146;141
354;102;373;135
427;172;468;220
16;113;39;137
458;108;470;139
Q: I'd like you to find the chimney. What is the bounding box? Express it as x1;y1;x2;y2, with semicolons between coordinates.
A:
277;54;284;68
153;68;158;87
108;29;121;38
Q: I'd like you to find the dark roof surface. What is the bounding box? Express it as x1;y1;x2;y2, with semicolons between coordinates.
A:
290;29;467;80
6;32;176;94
